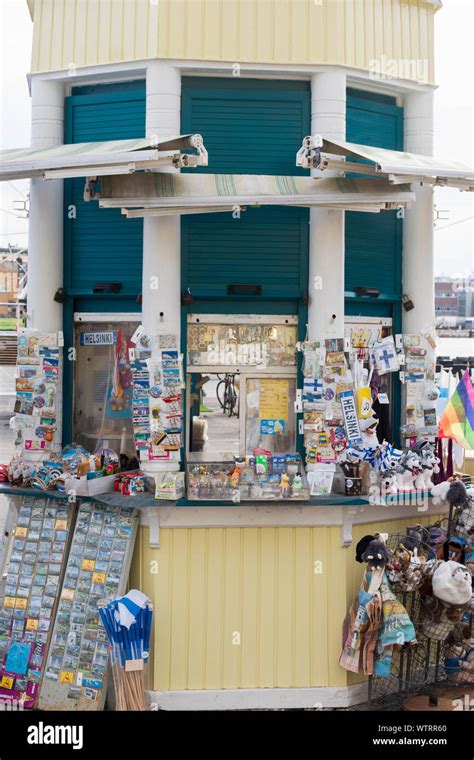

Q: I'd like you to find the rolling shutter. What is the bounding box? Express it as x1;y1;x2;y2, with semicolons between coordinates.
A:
64;83;146;296
345;91;404;299
181;78;310;299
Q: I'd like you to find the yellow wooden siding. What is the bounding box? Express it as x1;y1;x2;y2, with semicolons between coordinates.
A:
30;0;436;83
128;516;446;692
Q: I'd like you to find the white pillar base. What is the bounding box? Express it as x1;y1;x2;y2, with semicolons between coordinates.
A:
145;683;369;711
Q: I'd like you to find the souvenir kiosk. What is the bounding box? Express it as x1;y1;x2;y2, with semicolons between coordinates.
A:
0;128;472;710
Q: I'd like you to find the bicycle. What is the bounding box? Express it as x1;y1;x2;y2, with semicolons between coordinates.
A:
216;373;239;418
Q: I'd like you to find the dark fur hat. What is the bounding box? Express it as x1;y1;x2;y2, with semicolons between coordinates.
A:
361;538;391;570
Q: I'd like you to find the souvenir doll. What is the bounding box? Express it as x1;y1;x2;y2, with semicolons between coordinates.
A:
279;473;290;498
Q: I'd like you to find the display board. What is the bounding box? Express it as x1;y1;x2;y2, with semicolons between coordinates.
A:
38;501;138;711
0;497;75;708
13;330;63;456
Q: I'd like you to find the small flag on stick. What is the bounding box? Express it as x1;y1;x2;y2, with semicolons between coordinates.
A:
99;589;153;711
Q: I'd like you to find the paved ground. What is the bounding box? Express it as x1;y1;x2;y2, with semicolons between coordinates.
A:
193;377;240;460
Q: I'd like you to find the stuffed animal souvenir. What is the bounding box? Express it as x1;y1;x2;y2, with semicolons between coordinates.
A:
279;473;290;498
431;560;472;606
359;416;379;448
355;534;375;563
437;537;467;565
361;537;392;570
402;525;424;551
291;473;303;496
431;477;468;508
395;450;422;492
380;469;398;495
418;558;473;639
413;445;440;490
387;543;426;591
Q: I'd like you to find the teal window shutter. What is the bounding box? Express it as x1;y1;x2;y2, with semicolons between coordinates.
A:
345;92;404;301
180;78;310;302
64;85;146;297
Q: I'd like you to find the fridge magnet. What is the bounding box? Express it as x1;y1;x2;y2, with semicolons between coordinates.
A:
339;390;362;446
5;642;32;675
371;337;400;374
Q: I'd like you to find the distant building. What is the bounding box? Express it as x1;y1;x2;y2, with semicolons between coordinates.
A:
0;248;27;319
435;276;474;321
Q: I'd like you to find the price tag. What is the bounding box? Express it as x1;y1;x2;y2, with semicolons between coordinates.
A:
378;393;390;405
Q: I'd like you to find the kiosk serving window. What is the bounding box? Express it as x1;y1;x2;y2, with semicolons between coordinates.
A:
185;314;309;502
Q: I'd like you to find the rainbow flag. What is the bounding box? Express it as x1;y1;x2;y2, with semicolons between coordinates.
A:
438;370;474;449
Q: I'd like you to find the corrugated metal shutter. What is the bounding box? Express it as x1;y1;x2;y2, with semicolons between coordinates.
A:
181;78;310;299
64;84;146;296
345;92;403;299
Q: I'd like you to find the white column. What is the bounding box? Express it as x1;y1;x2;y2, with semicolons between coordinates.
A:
142;62;181;474
308;71;346;341
402;91;435;333
142;62;181;338
27;78;64;331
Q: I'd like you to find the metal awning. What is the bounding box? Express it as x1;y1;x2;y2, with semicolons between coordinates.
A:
0;135;208;181
296;135;474;191
94;172;415;217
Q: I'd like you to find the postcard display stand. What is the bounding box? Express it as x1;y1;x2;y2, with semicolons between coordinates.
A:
0;498;138;711
0;497;74;708
13;329;63;456
38;501;138;711
130;330;183;465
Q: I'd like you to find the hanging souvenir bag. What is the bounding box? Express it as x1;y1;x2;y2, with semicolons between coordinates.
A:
374;573;417;677
339;567;383;675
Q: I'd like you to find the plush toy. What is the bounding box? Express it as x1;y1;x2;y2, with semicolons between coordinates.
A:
361;537;392;570
437;536;467;565
359;415;379;448
395;450;422;492
380;469;398;495
403;525;424;551
393;543;412;568
431;478;468;508
279;473;290;498
431;560;472;606
291;473;303;496
419;561;470;640
387;543;425;591
414;445;440;490
355;534;375;563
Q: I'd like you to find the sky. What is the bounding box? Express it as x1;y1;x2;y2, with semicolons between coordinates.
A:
0;0;473;276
